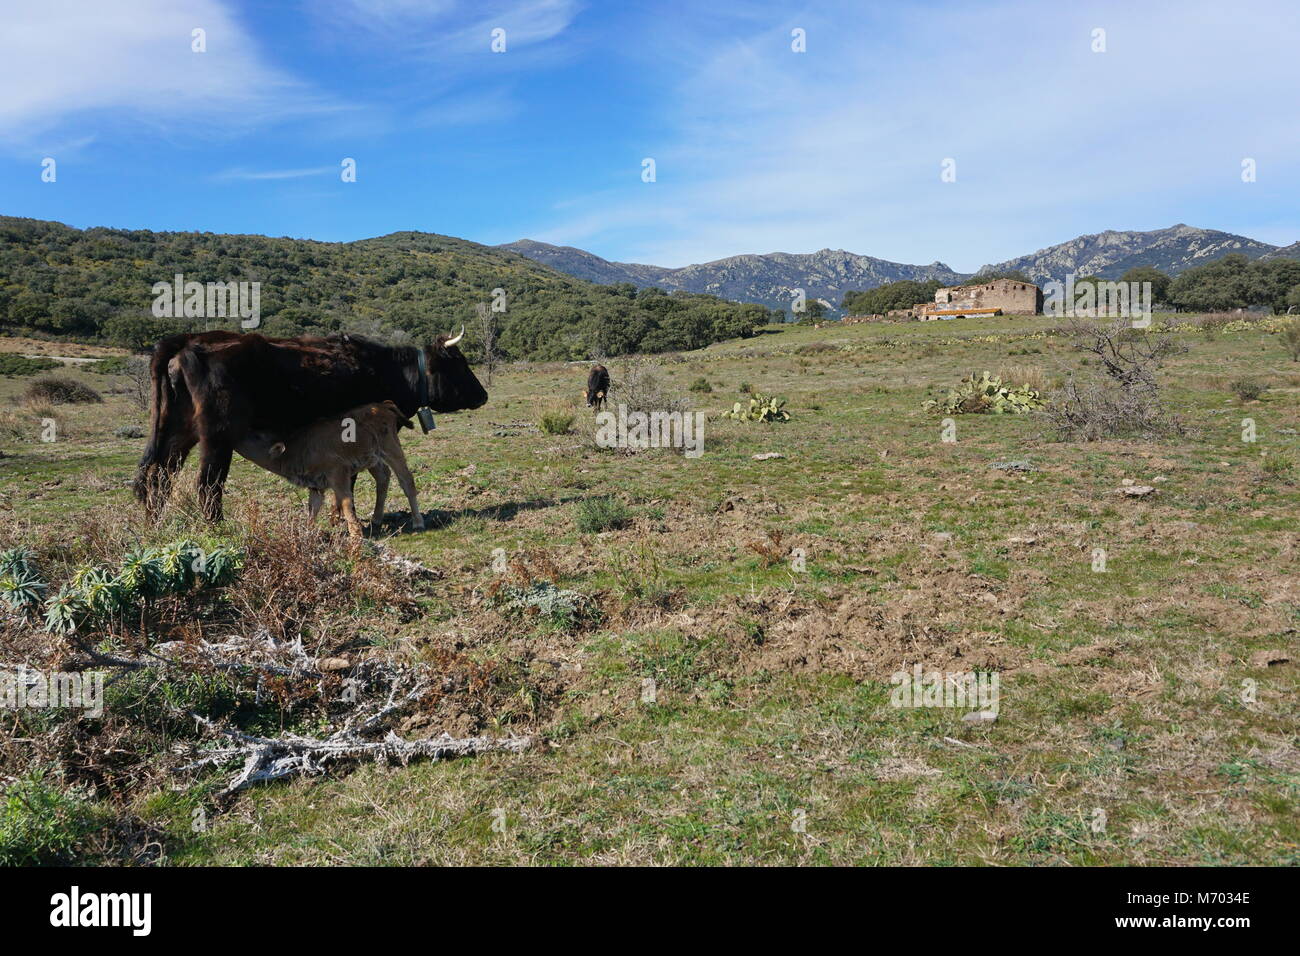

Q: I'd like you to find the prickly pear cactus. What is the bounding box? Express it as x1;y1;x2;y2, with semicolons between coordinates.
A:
722;392;791;423
923;371;1045;415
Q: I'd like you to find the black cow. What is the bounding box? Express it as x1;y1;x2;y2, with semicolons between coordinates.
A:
585;364;610;411
134;328;487;521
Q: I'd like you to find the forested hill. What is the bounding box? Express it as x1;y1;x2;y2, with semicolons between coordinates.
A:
0;217;774;360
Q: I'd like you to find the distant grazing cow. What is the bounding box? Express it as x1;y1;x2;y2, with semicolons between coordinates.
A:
235;402;422;538
135;329;487;521
585;364;610;411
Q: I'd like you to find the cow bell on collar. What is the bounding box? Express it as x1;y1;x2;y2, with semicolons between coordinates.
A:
417;407;436;432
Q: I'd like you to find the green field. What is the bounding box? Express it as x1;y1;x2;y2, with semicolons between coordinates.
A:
1;314;1297;865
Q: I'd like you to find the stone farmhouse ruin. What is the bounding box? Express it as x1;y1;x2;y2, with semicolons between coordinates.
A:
840;278;1043;324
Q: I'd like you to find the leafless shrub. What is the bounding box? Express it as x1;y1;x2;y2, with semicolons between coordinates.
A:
1073;319;1185;392
1280;321;1300;362
474;302;500;384
122;356;151;410
1045;377;1182;440
1046;319;1185;440
614;357;693;417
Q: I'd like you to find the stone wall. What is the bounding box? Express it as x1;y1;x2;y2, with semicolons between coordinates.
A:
930;279;1042;315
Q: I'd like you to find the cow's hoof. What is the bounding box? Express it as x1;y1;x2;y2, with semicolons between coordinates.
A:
409;521;426;533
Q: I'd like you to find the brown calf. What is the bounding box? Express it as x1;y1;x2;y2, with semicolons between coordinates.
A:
235;401;424;538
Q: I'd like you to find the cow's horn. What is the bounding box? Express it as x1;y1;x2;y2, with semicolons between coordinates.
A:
445;325;465;347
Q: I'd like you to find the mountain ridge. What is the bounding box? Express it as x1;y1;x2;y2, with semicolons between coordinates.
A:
501;225;1300;312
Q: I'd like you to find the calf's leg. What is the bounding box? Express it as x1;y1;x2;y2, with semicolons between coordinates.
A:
328;471;365;538
385;453;424;531
369;462;391;534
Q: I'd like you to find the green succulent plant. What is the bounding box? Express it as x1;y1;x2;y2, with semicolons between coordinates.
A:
43;585;88;635
923;371;1046;415
722;392;791;423
195;545;244;587
0;547;37;578
118;547;167;600
16;537;247;636
0;569;47;611
157;540;202;591
76;567;128;618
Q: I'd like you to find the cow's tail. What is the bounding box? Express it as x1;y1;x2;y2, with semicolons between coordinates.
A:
132;337;188;507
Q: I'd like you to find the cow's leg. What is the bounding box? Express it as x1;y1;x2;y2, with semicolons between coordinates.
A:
307;488;325;523
369;463;391;534
136;342;195;516
195;437;234;523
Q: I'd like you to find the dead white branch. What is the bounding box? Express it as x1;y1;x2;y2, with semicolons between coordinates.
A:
181;714;533;796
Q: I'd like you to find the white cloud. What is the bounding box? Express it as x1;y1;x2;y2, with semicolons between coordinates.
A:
0;0;332;151
302;0;581;134
526;0;1300;270
212;165;338;182
315;0;579;56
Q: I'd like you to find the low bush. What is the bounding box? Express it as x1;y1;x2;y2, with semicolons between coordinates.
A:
538;407;575;435
23;377;102;405
500;580;597;630
1261;454;1295;483
1229;378;1267;402
86;356;133;374
1045;378;1182;441
0;354;60;376
575;496;631;533
795;342;836;356
0;771;99;866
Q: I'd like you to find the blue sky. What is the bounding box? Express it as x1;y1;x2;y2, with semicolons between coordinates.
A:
2;0;1298;272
